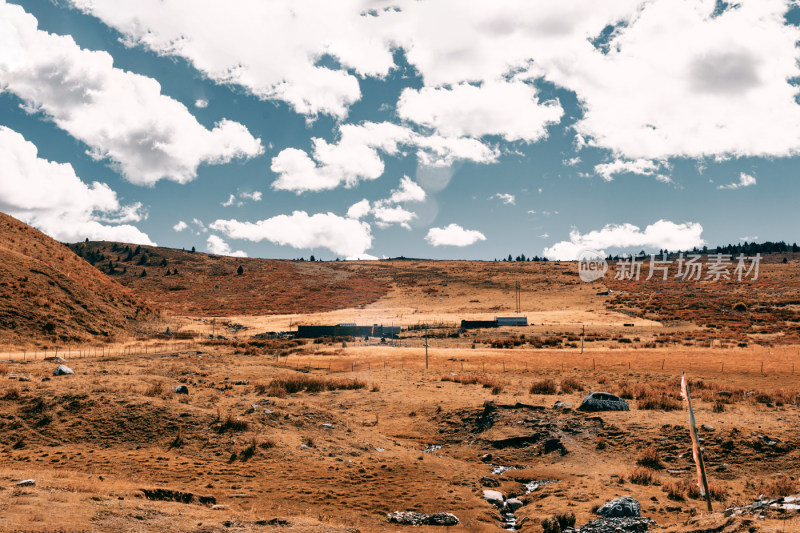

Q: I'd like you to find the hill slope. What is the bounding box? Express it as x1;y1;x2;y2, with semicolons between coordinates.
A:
68;242;387;316
0;212;158;346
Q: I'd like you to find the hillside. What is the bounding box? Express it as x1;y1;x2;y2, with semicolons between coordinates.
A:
0;212;159;346
68;241;388;316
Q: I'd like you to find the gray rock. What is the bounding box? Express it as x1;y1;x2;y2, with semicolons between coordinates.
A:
506;497;523;511
16;479;35;486
321;423;335;429
387;511;459;526
53;365;74;376
553;401;572;409
543;437;567;455
578;392;629;412
483;489;504;507
18;376;30;382
173;385;189;394
701;424;714;431
596;496;641;518
572;517;655;532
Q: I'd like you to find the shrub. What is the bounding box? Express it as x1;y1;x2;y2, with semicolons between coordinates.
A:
216;412;249;433
712;401;725;413
629;466;657;485
596;436;607;450
752;477;797;498
636;446;663;469
664;481;686;501
265;376;366;396
144;381;165;397
560;377;583;393
542;512;575;533
529;379;557;394
638;395;681;411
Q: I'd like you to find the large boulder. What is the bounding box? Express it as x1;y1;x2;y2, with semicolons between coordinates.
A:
483;489;504;507
53;365;74;376
578;392;629;412
387;511;459;526
596;496;641;518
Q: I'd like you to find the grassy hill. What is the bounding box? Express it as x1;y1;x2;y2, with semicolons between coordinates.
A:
0;213;159;347
67;241;388;316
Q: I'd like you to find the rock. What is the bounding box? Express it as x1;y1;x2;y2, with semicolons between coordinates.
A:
211;504;229;510
490;433;540;449
596;496;641;518
16;479;35;486
506;497;523;511
321;423;335;429
553;401;572;409
578;392;629;412
173;385;189;394
480;476;500;488
574;517;655;532
18;376;30;382
701;424;714;431
387;511;459;526
483;489;504;507
543;437;567;455
53;365;74;376
480;453;493;463
44;356;66;363
426;512;459;526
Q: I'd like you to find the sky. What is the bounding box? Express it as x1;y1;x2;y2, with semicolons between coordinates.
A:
2;0;800;260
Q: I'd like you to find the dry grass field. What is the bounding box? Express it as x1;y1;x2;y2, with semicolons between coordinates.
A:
2;223;800;532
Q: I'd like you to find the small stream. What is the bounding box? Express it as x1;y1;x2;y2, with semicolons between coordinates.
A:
485;465;557;531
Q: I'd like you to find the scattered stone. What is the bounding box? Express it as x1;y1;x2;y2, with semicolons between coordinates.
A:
483;489;504;507
53;365;74;376
16;479;35;487
701;424;714;431
578;392;629;412
44;356;66;363
506;498;523;511
211;504;229;510
543;437;567;455
320;423;335;429
173;385;189;394
387;511;459;526
480;476;500;488
480;453;493;463
569;517;655;532
596;496;641;518
553;401;572;409
18;376;30;382
424;444;442;453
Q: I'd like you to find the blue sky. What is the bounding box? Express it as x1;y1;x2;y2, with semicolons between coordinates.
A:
1;0;799;260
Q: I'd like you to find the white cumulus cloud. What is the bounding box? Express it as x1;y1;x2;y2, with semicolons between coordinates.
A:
0;3;263;186
206;235;247;257
718;172;757;189
594;159;665;182
210;211;373;258
425;223;486;247
0;126;154;244
173;220;188;232
543;219;705;260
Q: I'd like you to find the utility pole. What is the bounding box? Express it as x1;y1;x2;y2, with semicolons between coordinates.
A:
581;324;585;354
515;281;521;314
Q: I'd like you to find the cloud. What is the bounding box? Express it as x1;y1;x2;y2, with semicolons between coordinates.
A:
373;205;416;230
740;235;759;242
0;3;262;186
240;191;262;201
194;98;208;108
270;122;497;193
222;190;263;207
397;80;563;142
346;199;372;220
718;172;756;189
491;193;516;205
594;159;664;182
425;223;486;247
388;175;426;203
563;157;581;166
543;219;705;260
206;235;247;257
210;211;373;258
69;0;800;162
0;126;154;244
173;220;188;232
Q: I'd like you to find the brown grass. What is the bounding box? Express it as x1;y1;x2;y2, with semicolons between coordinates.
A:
628;466;658;485
529;379;557;394
265;375;366;396
636;446;663;469
750;477;797;498
560;377;584;393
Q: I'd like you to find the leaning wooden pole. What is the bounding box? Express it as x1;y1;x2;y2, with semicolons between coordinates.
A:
681;371;712;512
